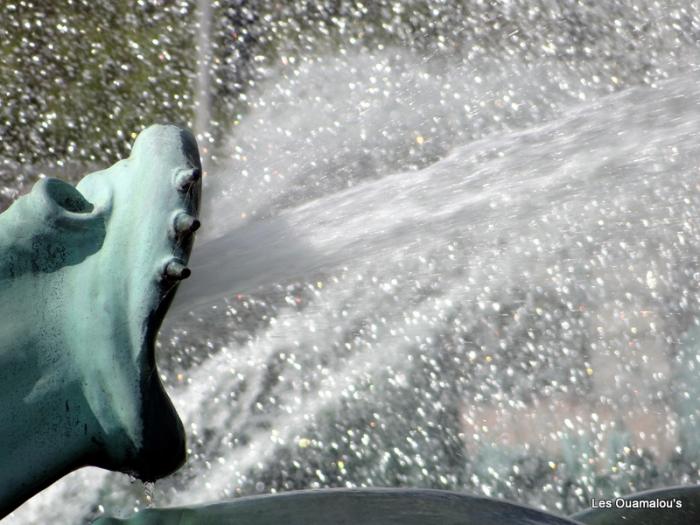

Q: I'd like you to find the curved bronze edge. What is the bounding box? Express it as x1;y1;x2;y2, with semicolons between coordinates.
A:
92;488;582;525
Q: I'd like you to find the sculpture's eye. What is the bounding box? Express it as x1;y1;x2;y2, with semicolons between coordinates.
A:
42;178;94;213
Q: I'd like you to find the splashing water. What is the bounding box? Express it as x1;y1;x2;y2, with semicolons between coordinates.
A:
173;68;700;512
7;1;700;523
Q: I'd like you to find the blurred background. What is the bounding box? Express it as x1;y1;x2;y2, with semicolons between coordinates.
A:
4;0;700;522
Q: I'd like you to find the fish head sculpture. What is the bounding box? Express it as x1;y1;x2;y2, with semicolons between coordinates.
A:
0;124;201;516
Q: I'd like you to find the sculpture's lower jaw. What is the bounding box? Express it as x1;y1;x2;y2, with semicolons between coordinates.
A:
96;375;186;481
132;377;187;481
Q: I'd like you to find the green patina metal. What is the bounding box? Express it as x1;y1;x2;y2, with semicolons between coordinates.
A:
92;488;582;525
0;124;201;517
92;485;700;525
